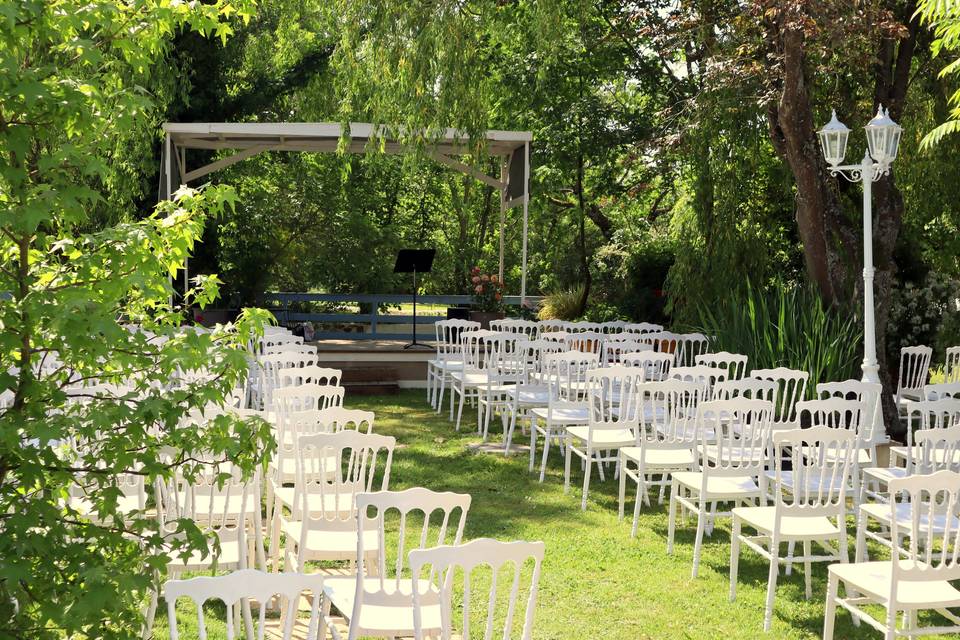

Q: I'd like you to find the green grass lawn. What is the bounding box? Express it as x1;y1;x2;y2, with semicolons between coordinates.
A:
157;390;953;639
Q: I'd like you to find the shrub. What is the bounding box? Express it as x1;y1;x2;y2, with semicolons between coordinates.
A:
539;286;585;320
696;281;862;396
887;272;960;364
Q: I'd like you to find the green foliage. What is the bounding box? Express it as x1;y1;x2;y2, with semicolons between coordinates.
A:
917;0;960;148
887;272;960;363
696;282;862;395
0;1;272;637
538;286;586;321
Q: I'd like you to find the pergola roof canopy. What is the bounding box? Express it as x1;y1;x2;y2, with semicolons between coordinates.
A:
163;122;531;157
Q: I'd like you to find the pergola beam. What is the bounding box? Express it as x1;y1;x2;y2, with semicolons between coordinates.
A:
426;152;504;190
184;145;271;182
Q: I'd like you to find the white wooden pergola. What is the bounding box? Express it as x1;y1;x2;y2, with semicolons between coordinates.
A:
160;122;532;303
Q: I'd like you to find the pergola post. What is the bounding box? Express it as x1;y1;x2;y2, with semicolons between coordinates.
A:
498;157;507;283
520;141;529;306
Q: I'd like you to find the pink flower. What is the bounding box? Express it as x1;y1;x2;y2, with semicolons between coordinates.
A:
475;285;483;293
470;266;480;274
494;293;502;301
490;275;499;283
471;276;481;284
481;274;490;282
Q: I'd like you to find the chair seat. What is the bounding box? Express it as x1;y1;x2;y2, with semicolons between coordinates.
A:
732;506;841;540
507;386;550;405
621;446;696;469
322;576;442;635
69;495;142;519
281;521;380;558
822;448;874;465
166;538;245;571
273;486;357;516
861;466;911;485
859;502;960;536
566;426;635;447
699;444;766;466
429;359;463;371
888;445;960;466
672;471;761;499
829;561;960;608
762;470;848;494
530;405;589;424
450;371;489;386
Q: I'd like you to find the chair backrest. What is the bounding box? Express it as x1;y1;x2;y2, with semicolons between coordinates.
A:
623;322;663;335
165;570;325;640
258;352;320;410
888;471;960;585
897;345;933;402
536;320;568;334
563;331;604;355
796;398;865;447
514;339;563;380
638;379;705;445
904;398;960;433
600;320;629;334
264;343;317;357
695;351;748;380
910;426;960;474
924;382;960;400
293;431;395;525
697;399;774;476
566;321;604;334
669;365;726;396
751;367;809;426
712;378;777;403
947;346;960;383
586;366;643;432
675;332;710;367
543;351;600;402
278;365;341;387
435;320;481;360
258;333;303;354
459;330;504;370
275;384;345;415
771;427;856;517
816;380;882;445
355;488;471;612
601;340;652;366
490;319;539;340
409;539;545;640
621;351;673;381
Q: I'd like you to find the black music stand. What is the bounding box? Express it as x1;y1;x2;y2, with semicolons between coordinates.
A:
394;249;436;350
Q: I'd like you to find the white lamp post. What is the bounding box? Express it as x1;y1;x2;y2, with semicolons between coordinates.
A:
817;106;903;385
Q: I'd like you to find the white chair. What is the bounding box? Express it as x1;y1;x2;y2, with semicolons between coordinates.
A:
752;367;809;430
895;345;933;413
258;352;321;410
667;398;774;577
712;377;777;403
888;398;960;469
621;351;673;381
669;364;727;397
490;318;539;340
674;332;710;367
320;488;471;640
564;366;644;510
280;430;395;575
264;343;316;356
730;427;856;631
824;470;960;639
476;335;525;441
797;397;868;508
504;339;563;453
536;319;568;334
562;330;604;355
450;329;500;430
529;351;599;482
856;426;960;563
623;322;663;334
947;346;960;383
619;379;704;536
695;351;748;380
428;319;479;412
409;539;546;640
68;472;145;524
817;380;883;464
165;570;325;640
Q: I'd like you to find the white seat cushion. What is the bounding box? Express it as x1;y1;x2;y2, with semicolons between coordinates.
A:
763;470;848;494
829;561;960;608
281;520;380;559
672;471;761;499
860;502;960;536
323;576;442;635
506;385;550;405
732;505;841;540
530;405;589;424
861;466;910;485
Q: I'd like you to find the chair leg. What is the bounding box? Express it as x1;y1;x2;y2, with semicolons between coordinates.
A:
539;426;553;483
618;456;627;520
763;536;779;631
455;387;466;431
855;510;868;563
785;540;795;576
884;605;897;640
803;540;813;600
692;501;706;578
631;478;644;538
529;421;537;472
822;573;839;640
563;436;572;493
729;516;741;602
581;447;592;510
667;481;679;554
595;449;605;482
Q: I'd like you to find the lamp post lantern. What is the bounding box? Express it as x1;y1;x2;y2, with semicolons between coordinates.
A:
817;105;902;385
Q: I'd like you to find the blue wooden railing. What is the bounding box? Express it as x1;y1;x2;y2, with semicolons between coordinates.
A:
259;292;541;341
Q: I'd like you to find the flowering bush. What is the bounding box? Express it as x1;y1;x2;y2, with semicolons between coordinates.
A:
470;266;505;312
887;272;960;364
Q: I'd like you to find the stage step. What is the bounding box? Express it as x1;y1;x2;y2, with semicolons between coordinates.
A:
341;364;400;396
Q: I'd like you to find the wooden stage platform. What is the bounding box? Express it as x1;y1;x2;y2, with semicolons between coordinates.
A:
310;339;434;394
